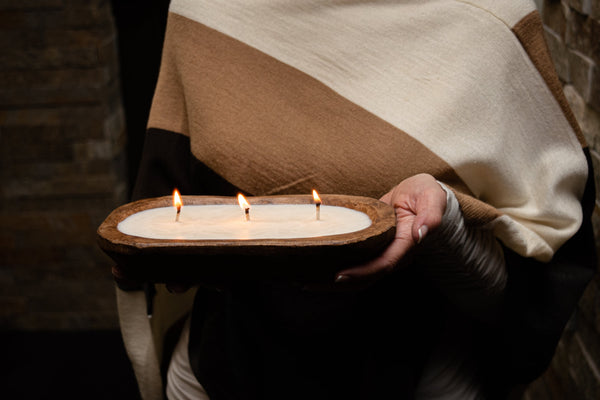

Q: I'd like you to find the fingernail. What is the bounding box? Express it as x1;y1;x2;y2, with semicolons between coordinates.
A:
335;274;350;283
417;225;428;244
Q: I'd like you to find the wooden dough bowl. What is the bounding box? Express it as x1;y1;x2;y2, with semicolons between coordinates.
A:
97;194;396;284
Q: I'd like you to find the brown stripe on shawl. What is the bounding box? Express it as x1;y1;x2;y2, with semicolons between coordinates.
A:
148;12;500;227
512;11;586;147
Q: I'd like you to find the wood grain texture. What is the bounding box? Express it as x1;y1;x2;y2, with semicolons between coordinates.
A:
97;195;396;283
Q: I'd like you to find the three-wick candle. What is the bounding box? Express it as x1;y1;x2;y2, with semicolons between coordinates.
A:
117;191;372;240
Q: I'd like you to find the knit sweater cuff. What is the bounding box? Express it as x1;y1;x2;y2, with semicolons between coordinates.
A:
417;181;507;320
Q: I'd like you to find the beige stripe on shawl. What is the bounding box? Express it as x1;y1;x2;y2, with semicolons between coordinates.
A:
150;0;588;261
149;13;497;225
512;10;586;146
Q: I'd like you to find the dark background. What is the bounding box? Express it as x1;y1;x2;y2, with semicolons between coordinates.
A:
1;0;168;398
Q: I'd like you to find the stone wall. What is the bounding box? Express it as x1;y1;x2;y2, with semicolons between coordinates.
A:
0;0;127;330
525;1;600;399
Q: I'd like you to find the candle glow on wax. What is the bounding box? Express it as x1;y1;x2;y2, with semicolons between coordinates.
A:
117;201;372;240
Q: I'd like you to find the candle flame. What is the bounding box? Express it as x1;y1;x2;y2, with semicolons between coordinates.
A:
312;189;322;205
173;189;182;210
238;193;250;221
173;189;182;222
237;193;250;210
313;189;321;220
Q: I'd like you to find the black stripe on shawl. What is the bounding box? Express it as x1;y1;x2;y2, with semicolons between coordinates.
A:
132;128;241;201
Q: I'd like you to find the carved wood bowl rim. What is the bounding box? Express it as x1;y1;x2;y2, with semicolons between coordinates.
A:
96;194;396;283
97;194;396;253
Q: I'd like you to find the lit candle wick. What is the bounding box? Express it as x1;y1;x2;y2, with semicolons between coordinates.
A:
312;190;322;221
173;189;182;222
238;193;251;222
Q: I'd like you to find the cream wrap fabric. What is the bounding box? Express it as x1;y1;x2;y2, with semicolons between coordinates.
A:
148;0;588;262
116;288;163;400
117;285;197;400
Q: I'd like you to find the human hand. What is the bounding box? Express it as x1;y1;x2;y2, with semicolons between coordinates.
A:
335;173;447;284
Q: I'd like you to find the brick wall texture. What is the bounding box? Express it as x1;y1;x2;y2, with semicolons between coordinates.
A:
525;1;600;399
0;0;127;330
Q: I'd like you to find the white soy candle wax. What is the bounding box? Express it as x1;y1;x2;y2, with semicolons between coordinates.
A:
118;203;372;240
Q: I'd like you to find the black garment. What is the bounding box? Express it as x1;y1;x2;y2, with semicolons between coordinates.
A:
132;129;596;400
189;269;444;400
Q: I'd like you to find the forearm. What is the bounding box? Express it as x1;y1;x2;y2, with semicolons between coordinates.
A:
417;183;507;321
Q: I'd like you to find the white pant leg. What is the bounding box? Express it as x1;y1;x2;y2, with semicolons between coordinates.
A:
166;318;210;400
